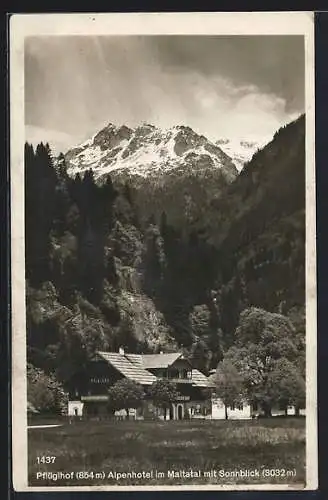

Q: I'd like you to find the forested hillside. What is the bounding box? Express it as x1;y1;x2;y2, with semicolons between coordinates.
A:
25;114;305;400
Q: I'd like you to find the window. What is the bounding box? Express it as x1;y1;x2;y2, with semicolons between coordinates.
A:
230;402;244;411
91;377;110;384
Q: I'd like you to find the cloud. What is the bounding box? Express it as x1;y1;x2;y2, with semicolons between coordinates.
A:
25;125;75;154
25;35;304;148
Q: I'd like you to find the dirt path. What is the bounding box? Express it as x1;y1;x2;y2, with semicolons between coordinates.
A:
28;424;63;429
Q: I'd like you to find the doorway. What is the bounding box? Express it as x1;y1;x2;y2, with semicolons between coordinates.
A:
177;404;183;420
169;405;174;420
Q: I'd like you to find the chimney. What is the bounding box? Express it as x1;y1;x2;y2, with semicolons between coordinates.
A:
119;346;125;355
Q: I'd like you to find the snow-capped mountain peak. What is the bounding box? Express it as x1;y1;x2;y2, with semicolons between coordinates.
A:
216;136;272;171
65;122;239;182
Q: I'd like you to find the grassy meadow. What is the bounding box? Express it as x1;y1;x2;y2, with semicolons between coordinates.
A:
28;418;305;487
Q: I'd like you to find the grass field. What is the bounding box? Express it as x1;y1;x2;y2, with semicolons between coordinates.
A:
28;418;305;487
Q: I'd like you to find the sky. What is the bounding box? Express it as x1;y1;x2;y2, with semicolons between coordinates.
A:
25;35;304;153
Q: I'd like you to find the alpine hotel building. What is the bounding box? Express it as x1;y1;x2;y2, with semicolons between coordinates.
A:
68;348;214;420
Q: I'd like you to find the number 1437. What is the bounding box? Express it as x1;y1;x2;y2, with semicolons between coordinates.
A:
36;456;56;464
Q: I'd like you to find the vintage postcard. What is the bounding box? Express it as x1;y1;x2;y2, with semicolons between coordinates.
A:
10;12;317;492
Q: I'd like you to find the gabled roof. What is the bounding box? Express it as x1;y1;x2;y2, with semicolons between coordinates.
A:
191;369;215;388
140;353;182;369
125;352;188;369
96;350;214;389
97;351;156;385
124;354;143;366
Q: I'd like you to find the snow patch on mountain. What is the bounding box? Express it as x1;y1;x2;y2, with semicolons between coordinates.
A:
216;136;272;171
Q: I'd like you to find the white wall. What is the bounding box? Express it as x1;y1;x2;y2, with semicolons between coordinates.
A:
211;398;251;420
114;408;137;419
227;404;252;420
271;407;295;416
68;400;84;417
211;398;226;419
271;406;306;417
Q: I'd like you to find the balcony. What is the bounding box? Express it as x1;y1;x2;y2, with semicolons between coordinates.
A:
162;377;193;384
81;395;109;402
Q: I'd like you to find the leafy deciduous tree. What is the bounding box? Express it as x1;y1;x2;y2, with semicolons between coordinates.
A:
214;359;245;419
27;363;67;414
148;379;178;418
107;379;145;419
225;307;301;416
266;358;305;414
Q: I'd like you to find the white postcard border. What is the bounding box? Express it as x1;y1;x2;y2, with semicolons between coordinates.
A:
10;11;317;492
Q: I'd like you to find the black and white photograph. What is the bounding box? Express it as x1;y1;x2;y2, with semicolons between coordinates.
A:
10;12;317;491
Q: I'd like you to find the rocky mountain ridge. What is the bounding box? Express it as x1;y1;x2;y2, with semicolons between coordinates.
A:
65;122;239;183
